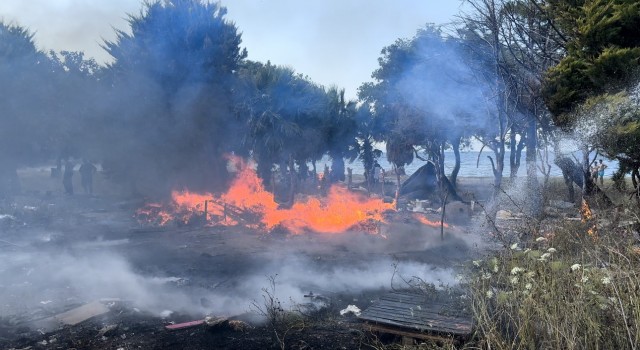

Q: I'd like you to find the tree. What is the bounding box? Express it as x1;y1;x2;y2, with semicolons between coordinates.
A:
101;0;247;196
580;90;640;203
542;0;640;198
359;26;478;200
497;0;567;213
47;51;103;165
459;0;518;197
0;23;53;196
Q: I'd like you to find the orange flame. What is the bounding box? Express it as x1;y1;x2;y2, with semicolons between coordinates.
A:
137;156;395;234
580;198;597;237
413;213;449;228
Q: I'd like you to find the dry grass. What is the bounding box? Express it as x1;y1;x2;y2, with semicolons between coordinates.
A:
469;213;640;349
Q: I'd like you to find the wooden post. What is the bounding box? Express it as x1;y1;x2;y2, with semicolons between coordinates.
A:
204;200;208;223
347;168;353;189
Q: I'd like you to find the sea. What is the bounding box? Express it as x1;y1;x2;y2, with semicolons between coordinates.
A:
316;151;619;178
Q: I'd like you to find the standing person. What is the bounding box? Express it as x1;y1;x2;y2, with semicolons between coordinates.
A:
598;159;608;185
371;162;381;183
79;159;97;194
63;159;74;195
591;164;599;182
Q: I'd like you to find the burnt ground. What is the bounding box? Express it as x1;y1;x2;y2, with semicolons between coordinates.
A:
0;169;491;349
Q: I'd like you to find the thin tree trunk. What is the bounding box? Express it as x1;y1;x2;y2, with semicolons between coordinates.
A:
525;116;542;218
395;166;401;209
450;138;461;189
581;146;596;196
509;133;525;179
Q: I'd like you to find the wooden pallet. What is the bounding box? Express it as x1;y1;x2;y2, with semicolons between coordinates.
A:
359;291;473;341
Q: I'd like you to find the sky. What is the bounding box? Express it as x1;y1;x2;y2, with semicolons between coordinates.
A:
0;0;462;99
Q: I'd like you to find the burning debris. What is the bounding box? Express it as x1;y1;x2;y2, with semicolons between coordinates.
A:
580;198;598;238
137;156;396;234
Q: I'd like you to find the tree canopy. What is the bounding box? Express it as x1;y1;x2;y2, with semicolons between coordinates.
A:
101;0;247;196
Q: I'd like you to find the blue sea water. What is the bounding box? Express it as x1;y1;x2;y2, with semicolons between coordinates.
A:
316;151;619;178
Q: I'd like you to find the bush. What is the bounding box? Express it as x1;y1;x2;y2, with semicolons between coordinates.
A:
470;222;640;349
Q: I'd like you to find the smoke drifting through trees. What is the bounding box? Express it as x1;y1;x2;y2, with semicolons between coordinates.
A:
0;0;638;204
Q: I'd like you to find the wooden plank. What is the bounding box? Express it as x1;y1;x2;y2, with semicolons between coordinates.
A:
365;305;471;326
361;312;471;331
364;322;456;343
362;312;471;329
359;291;473;336
361;309;470;329
360;315;469;334
361;315;466;335
362;308;466;326
54;301;109;326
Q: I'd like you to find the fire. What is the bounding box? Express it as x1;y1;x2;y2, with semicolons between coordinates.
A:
580;198;597;237
413;213;449;228
137;156;395;234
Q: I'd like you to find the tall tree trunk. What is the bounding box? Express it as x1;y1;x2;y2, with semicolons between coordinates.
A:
288;156;296;206
509;133;525;179
492;143;505;197
450;138;461;189
581;146;597;196
395;166;401;209
525;117;542;218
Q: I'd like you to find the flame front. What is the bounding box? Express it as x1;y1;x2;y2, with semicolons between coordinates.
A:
137;156;395;234
413;213;449;228
580;198;597;237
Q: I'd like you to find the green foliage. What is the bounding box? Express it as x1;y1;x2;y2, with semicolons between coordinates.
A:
235;61;356;183
0;22;60;195
101;0;247;195
359;25;477;169
543;0;640;122
576;91;640;195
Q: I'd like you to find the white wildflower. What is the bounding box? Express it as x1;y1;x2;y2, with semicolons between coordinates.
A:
581;275;589;283
535;237;547;242
486;290;494;298
482;273;492;280
571;264;582;271
510;243;519;250
472;260;482;267
539;253;551;261
511;267;524;275
589;290;598;295
525;271;535;279
510;276;519;284
524;248;531;253
601;276;611;285
599;303;608;310
492;264;499;273
547;247;557;253
525;283;532;290
455;274;464;282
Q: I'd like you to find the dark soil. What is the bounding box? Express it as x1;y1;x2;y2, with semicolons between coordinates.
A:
0;169;487;349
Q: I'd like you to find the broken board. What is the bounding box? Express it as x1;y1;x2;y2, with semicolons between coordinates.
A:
358;291;472;340
54;301;110;326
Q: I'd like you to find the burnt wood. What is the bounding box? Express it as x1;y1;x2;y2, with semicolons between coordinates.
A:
358;291;472;337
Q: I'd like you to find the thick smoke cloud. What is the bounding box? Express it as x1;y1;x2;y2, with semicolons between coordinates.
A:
0;223;476;320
